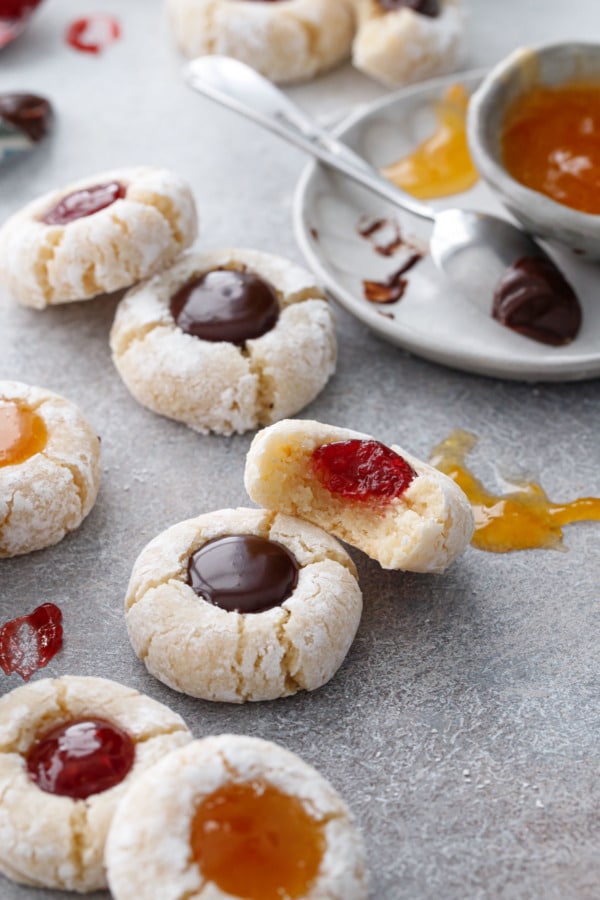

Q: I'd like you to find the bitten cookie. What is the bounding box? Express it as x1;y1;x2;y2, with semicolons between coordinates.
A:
0;381;101;557
244;419;474;572
0;166;197;308
167;0;355;84
110;248;337;435
0;676;192;893
351;0;464;88
124;507;362;702
106;734;368;900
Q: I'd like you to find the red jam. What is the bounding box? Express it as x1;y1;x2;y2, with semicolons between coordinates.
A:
0;0;43;49
0;602;62;680
40;182;125;226
26;718;135;799
311;439;417;502
65;15;121;55
190;780;325;900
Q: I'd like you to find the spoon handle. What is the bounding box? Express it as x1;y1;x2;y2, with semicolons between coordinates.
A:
184;56;434;223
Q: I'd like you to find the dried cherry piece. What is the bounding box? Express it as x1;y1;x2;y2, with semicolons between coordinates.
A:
0;602;62;680
41;181;125;226
312;439;417;502
26;718;135;799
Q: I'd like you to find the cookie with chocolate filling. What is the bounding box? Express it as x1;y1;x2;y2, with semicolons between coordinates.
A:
124;507;362;702
110;248;336;435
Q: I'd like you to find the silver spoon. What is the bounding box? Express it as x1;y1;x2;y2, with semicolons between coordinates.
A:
184;56;550;306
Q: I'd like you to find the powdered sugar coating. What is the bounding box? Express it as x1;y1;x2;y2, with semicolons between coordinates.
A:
0;676;192;892
110;248;337;435
0;167;197;308
0;381;101;557
352;0;465;88
125;507;362;702
244;419;475;572
167;0;355;84
106;734;368;900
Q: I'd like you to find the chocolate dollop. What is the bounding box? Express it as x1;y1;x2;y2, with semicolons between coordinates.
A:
378;0;440;17
0;92;52;143
492;255;582;346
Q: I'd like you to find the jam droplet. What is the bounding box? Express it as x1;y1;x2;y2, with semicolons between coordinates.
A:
492;255;582;346
430;429;600;553
190;780;325;900
0;400;47;468
0;0;43;49
312;439;417;502
65;14;121;55
378;0;439;16
0;602;63;680
188;535;299;613
0;92;52;143
40;181;126;226
26;718;135;799
170;269;280;345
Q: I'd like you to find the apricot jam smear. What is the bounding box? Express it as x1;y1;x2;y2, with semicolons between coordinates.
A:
430;430;600;553
312;439;416;502
190;780;325;900
501;82;600;214
0;401;47;467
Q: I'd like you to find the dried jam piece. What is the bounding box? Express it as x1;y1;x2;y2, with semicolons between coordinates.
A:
65;15;121;55
170;269;280;346
492;255;582;346
26;718;135;799
190;780;325;900
312;439;417;502
40;181;125;226
378;0;440;16
0;400;47;467
0;602;62;680
188;535;299;613
0;92;52;143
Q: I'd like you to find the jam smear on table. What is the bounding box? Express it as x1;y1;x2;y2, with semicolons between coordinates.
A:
40;182;125;226
0;92;52;142
188;535;299;613
312;439;417;502
190;780;325;900
0;400;47;467
492;255;581;346
363;253;422;304
0;603;63;680
356;215;424;259
382;84;478;199
0;0;43;49
65;14;121;55
378;0;440;16
27;718;135;799
430;430;600;552
170;269;280;345
501;81;600;214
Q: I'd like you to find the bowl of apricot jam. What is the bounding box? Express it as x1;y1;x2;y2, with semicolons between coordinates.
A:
468;42;600;258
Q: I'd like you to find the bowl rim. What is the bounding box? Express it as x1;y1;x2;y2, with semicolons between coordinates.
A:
467;40;600;234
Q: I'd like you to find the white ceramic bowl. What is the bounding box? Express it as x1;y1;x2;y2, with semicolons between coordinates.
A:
468;42;600;259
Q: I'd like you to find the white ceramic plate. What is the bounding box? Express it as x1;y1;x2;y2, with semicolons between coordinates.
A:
293;70;600;382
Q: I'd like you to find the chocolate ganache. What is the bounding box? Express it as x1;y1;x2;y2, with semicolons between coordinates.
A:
378;0;440;17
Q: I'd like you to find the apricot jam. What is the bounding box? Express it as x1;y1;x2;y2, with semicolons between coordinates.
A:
26;718;135;799
501;82;600;214
382;83;479;199
0;400;47;467
312;439;416;502
430;430;600;553
190;780;325;900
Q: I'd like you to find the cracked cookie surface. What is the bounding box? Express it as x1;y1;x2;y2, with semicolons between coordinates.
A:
106;733;368;900
167;0;355;84
0;167;197;308
0;381;101;557
352;0;464;87
124;507;362;702
245;419;475;572
0;675;192;892
110;248;337;435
